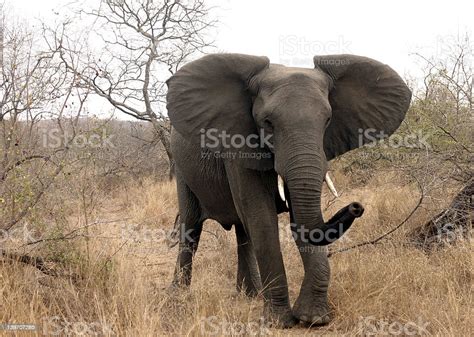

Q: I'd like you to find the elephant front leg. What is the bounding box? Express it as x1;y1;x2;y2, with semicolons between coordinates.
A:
225;163;297;328
292;243;331;325
235;223;262;297
286;188;331;325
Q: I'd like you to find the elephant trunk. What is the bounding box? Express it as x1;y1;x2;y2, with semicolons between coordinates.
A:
278;139;364;246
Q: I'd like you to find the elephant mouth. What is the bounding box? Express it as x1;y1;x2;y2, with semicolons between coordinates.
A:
278;173;339;205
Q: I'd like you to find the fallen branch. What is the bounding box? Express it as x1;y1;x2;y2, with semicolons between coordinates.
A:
409;179;473;249
0;249;59;277
1;248;84;282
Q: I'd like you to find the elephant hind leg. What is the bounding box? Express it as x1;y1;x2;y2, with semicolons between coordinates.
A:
235;223;262;297
171;173;204;288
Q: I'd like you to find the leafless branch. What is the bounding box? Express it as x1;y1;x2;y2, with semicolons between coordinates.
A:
328;176;425;257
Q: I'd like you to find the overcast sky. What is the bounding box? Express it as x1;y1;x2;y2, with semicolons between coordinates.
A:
10;0;473;76
7;0;473;116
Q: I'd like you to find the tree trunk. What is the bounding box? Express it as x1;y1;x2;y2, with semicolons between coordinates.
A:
150;119;175;180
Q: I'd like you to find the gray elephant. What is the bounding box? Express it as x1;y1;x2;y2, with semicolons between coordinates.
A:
166;53;411;327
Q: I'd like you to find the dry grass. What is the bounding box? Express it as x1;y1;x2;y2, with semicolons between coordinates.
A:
0;173;472;336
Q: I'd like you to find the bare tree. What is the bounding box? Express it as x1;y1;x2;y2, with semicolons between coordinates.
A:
413;33;473;113
46;0;215;177
407;33;473;247
0;6;93;234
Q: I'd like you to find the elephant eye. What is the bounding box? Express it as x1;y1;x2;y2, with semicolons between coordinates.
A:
263;118;273;132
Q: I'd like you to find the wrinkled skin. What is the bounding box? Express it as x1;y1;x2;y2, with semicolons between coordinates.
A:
166;54;411;327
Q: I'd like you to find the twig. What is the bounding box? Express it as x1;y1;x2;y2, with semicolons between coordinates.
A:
21;218;128;247
437;125;472;153
328;176;424;257
99;240;129;273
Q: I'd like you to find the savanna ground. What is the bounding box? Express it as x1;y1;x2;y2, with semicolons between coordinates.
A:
1;164;472;336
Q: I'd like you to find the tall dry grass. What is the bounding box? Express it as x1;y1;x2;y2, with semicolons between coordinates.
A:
0;172;472;336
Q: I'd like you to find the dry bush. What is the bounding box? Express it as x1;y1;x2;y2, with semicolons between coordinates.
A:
1;175;472;336
118;178;178;228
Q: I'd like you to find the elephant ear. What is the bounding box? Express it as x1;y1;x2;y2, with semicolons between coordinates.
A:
166;53;273;170
313;55;412;160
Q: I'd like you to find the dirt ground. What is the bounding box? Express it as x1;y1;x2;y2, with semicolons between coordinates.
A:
1;175;472;336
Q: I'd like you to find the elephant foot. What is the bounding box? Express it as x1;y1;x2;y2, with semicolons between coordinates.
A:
293;294;331;326
263;305;298;329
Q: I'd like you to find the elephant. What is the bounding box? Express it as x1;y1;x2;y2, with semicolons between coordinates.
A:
165;53;411;327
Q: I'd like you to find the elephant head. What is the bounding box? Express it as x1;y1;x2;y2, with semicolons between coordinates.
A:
166;53;411;245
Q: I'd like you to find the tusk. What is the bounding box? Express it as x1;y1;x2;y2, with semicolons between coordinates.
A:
277;175;288;207
325;172;339;198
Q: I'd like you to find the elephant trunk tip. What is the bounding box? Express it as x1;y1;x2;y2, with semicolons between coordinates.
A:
300;201;365;246
348;202;364;218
